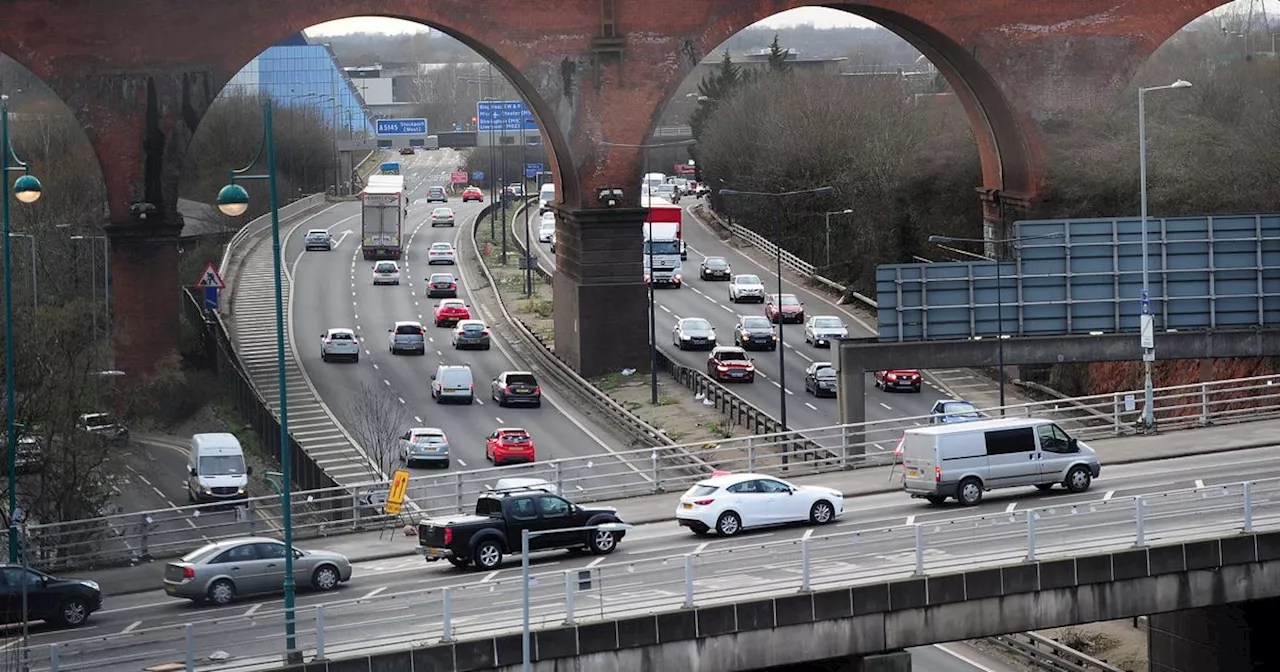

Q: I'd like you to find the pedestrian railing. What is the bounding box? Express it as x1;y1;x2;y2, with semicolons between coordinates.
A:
23;476;1280;672
13;372;1280;570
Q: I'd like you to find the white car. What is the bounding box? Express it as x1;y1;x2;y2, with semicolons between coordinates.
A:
803;316;849;348
372;261;400;285
538;213;556;243
490;477;560;495
728;274;766;303
427;242;456;265
676;472;844;537
304;229;332;251
320;328;360;362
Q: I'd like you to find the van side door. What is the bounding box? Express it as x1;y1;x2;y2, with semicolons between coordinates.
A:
983;427;1040;488
1035;423;1076;483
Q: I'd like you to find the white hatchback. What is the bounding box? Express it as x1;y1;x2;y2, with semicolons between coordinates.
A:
320;328;360;362
675;472;843;537
728;274;766;303
427;242;456;265
538;213;556;242
372;261;400;285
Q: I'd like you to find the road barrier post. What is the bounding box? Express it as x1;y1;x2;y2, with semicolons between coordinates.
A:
1134;497;1147;547
1025;511;1037;562
49;644;59;672
314;605;327;661
913;525;925;576
454;474;464;513
651;450;662;493
1244;481;1254;533
683;554;696;608
563;570;575;625
553;462;563;496
1113;394;1122;435
746;437;756;471
800;538;811;592
1200;384;1210;426
441;587;454;642
840;423;850;468
185;623;195;672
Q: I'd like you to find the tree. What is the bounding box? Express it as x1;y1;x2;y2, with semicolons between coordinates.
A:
689;51;742;169
765;34;792;75
346;382;408;476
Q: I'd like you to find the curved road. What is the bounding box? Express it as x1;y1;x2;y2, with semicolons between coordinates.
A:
34;446;1279;670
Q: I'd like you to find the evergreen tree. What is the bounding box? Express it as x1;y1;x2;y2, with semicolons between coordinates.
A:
766;34;792;74
690;50;741;146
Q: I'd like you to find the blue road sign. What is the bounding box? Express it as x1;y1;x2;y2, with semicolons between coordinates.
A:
472;171;485;181
375;118;428;136
203;286;219;310
524;163;544;178
454;124;461;132
476;101;538;133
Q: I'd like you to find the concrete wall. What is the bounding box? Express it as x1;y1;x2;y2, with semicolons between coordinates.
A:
1149;597;1280;671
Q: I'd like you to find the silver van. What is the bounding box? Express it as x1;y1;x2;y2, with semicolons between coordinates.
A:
431;364;475;404
901;418;1100;507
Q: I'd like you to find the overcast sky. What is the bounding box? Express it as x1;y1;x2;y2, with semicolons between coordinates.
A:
305;0;1275;36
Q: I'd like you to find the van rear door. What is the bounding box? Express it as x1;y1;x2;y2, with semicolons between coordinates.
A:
901;433;940;494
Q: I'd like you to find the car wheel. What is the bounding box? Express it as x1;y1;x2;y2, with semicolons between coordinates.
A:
321;352;328;362
473;540;503;570
464;395;474;405
446;556;468;568
715;511;742;536
533;399;542;408
442;460;450;469
809;500;836;525
1065;466;1092;493
588;529;618;554
925;495;947;506
312;565;340;591
1035;483;1055;492
208;579;236;606
55;597;90;627
957;477;983;507
352;354;359;363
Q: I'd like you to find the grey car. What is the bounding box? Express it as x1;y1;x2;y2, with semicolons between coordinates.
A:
672;317;716;350
452;319;492;350
492;371;542;407
389;321;426;355
804;316;849;347
162;537;352;606
401;427;450;468
430;207;455;227
804;362;838;398
426;186;448;203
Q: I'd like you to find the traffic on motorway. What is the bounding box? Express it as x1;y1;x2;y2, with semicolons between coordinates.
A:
21;444;1277;671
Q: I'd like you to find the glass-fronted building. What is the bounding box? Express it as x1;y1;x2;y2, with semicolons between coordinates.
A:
223;33;374;137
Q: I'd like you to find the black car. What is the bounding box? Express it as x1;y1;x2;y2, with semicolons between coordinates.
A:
76;413;129;446
417;490;625;570
733;315;778;351
0;565;102;627
804;363;838;398
492;371;541;407
699;256;732;280
426;273;458;298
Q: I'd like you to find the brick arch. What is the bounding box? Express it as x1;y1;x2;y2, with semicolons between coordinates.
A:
0;55;105;197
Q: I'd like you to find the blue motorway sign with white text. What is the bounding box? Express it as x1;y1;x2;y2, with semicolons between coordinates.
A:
375;118;428;136
472;171;485;181
476;101;538;133
525;163;544;178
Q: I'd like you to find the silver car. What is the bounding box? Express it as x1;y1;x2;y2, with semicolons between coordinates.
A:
389;321;426;355
729;274;766;303
162;537;352;606
804;316;849;348
304;229;332;251
452;319;491;350
401;427;451;468
672;317;716;351
430;207;455;227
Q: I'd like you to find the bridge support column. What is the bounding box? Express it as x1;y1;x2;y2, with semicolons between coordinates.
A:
836;338;875;457
1149;598;1280;671
551;206;648;378
106;219;184;377
838;650;911;672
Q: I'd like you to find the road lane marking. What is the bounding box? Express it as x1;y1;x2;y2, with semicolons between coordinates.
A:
1194;479;1205;489
122;620;142;633
372;364;379;370
481;571;500;583
384;379;391;386
879;402;893;410
720;305;733;313
905;515;916;525
1005;502;1018;513
151;486;166;499
398;397;406;404
694;542;710;554
1103;490;1115;501
785;388;793;396
243;604;262;617
659;305;671;314
361;586;387;600
586;557;605;568
805;402;818;411
802;529;814;540
756;371;768;379
456;459;467;467
414;416;423;423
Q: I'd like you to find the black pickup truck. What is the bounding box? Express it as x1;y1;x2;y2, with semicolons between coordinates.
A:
417;489;626;570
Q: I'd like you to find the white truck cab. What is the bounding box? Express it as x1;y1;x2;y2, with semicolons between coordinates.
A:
188;433;251;504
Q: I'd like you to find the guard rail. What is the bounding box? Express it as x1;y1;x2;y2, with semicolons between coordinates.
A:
16;371;1280;570
23;475;1279;672
216;193;326;310
986;632;1129;672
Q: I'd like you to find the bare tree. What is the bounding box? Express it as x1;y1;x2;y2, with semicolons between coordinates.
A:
346;382;409;476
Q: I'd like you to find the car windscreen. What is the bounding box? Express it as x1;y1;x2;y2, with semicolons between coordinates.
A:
813;318;843;328
779;295;800;306
440;302;465;310
944;403;980;416
816;368;837;379
718;351;748;362
395;325;422;335
199;455;245;476
704;258;728;268
682;319;711;332
736;275;761;285
741;317;771;329
431;244;452;251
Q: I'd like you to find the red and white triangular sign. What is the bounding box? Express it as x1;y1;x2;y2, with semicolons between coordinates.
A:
195;262;225;289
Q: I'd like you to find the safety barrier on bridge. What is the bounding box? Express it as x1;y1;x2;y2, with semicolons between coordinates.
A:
23;476;1280;672
15;373;1280;571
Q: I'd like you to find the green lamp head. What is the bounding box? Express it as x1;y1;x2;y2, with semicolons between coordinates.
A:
217;183;250;217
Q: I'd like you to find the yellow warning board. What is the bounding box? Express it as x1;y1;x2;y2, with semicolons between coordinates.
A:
385;469;410;515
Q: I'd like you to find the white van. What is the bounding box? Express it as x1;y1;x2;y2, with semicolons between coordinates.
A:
188;433;251;504
901;418;1100;507
538;183;556;213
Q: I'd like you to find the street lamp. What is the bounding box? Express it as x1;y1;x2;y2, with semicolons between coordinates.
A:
521;522;632;672
927;232;1064;413
600;139;698;406
214;99;302;665
823;209;854;267
2;92;43;563
1137;79;1191;432
719;186;834;450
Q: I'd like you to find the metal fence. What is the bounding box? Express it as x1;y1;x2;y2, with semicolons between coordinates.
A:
17;372;1280;571
986;632;1129;672
24;475;1280;672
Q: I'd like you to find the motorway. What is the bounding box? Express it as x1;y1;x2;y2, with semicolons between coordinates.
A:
28;445;1280;671
282;149;639;499
519;197;941;453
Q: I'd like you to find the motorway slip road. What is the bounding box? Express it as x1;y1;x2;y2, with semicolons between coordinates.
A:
79;420;1277;598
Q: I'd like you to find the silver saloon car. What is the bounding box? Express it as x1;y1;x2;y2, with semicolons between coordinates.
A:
163;537;352;606
804;316;849;347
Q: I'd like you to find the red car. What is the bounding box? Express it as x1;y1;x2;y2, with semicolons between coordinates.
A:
706;346;755;383
765;293;805;324
462;186;484;202
433;299;471;327
875;369;922;393
486;428;537;465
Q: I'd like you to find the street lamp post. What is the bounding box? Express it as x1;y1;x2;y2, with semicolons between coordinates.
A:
521;522;632;672
2;93;43;563
823;208;853;267
719;186;834;450
600;139;698;406
214;99;302;664
927;232;1064;414
1137;79;1191;432
7;233;36;308
69;234;110;318
521;117;536;296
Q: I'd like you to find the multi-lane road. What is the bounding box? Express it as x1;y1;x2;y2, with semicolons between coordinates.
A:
31;445;1278;671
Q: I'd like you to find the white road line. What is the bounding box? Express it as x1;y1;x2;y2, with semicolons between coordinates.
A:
151;486;165;499
414;416;423;423
384;379;391;386
874;443;886;451
495;417;504;423
1194;479;1205;489
720;305;733;313
756;371;768;379
905;515;916;525
481;571;500;583
659;305;671;314
476;398;485;405
243;604;262;617
1005;502;1018;513
772;381;782;389
934;643;1005;672
785;388;793;396
879;402;893;410
694;542;710;553
122;620;142;633
1103;490;1116;501
398;397;406;405
137;474;152;486
456;459;467;467
804;402;818;410
797;352;813;362
361;587;387;600
586;557;605;568
802;529;814;540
